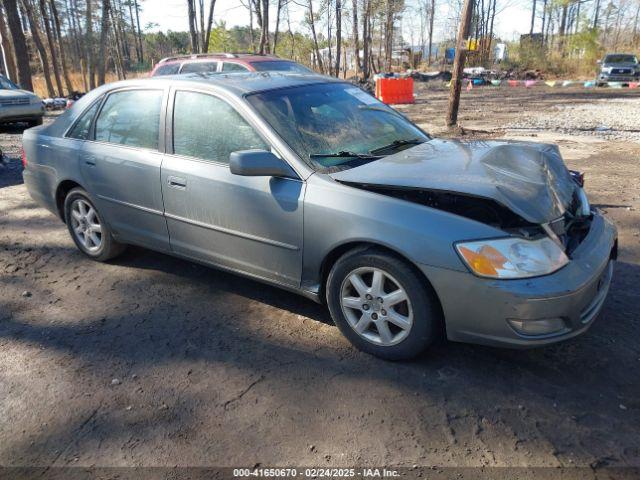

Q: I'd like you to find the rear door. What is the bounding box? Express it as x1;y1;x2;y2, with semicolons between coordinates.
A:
160;88;304;286
79;88;170;251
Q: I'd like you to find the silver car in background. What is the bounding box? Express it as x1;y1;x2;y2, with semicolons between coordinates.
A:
0;75;44;127
22;73;617;360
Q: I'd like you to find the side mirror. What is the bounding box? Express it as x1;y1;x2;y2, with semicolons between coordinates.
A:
230;149;297;179
596;59;602;64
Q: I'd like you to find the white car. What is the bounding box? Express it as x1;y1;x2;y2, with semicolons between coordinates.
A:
0;75;44;127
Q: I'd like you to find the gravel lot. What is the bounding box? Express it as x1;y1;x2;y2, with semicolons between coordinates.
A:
509;97;640;142
1;87;639;478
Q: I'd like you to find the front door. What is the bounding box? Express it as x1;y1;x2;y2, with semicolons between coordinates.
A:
79;88;169;251
161;89;304;286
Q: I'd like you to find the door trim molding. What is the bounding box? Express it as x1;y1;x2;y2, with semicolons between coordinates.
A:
164;212;300;251
97;194;164;216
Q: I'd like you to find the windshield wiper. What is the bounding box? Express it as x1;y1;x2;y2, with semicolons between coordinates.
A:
309;151;382;160
369;138;425;155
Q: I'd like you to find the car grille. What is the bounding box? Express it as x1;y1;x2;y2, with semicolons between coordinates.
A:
611;68;632;74
552;190;592;255
0;97;30;106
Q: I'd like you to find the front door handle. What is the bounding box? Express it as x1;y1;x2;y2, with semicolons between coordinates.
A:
84;156;96;166
167;176;187;189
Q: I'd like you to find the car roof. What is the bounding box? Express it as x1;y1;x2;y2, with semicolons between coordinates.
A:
109;72;344;96
157;54;298;66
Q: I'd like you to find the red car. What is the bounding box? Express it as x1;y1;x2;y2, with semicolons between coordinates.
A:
149;53;313;77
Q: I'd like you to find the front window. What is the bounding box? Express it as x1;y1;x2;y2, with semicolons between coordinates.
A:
604;54;638;64
251;61;313;74
246;82;429;171
0;76;19;89
173;91;267;164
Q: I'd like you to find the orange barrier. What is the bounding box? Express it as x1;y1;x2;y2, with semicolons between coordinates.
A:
375;77;414;104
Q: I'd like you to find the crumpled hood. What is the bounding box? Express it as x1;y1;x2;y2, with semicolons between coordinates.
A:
330;138;578;224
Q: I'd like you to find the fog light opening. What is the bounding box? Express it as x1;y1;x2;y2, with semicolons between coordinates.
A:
507;318;568;337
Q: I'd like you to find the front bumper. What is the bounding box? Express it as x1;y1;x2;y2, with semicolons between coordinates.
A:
419;213;617;348
598;72;640;82
0;103;44;123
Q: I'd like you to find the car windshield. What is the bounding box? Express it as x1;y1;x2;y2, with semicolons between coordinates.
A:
604;54;638;64
246;83;429;171
0;76;19;89
251;61;313;74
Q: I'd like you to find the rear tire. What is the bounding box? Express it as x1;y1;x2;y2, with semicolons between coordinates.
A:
326;248;441;360
28;117;43;127
63;188;126;262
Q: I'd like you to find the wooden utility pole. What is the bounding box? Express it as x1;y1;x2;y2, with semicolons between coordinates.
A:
446;0;473;127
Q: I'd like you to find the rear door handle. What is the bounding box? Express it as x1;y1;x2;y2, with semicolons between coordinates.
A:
167;176;187;189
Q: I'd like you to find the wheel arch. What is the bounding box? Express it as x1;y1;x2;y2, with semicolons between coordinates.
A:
55;179;84;222
318;240;446;336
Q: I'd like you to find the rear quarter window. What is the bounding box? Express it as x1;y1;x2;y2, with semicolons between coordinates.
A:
67;99;102;140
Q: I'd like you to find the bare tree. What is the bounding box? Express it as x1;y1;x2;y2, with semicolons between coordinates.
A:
39;0;64;95
0;5;17;81
3;0;32;89
258;0;269;53
272;0;282;53
49;0;74;92
133;0;143;61
307;0;323;72
187;0;199;53
97;0;111;85
335;0;342;76
384;0;395;70
21;0;56;96
428;0;435;64
204;0;216;52
446;0;473;126
86;0;96;89
351;0;361;76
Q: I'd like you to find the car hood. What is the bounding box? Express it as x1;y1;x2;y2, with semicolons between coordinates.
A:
0;89;39;99
330;138;578;224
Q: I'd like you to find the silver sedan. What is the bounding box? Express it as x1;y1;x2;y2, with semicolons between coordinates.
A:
22;73;617;359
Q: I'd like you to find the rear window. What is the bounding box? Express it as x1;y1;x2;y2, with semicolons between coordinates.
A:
180;61;218;74
152;63;180;76
251;61;312;73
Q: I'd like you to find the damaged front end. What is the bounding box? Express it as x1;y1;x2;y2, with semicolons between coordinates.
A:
331;139;593;260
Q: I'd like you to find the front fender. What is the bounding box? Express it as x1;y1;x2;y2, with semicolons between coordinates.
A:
301;174;504;289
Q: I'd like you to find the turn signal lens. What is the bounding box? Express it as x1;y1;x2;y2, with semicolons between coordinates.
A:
456;237;569;279
21;148;27;168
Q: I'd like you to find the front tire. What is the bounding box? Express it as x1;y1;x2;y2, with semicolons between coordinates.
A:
63;188;126;261
326;248;441;360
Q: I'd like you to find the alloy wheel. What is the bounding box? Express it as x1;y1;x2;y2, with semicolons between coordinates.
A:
339;267;413;346
69;198;102;253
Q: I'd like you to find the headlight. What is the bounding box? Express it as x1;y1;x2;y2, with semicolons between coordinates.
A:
601;67;612;73
456;237;569;279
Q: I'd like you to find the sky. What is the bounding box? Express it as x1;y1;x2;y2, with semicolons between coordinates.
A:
139;0;533;44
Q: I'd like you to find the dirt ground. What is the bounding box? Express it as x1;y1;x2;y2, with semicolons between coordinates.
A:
1;86;639;477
